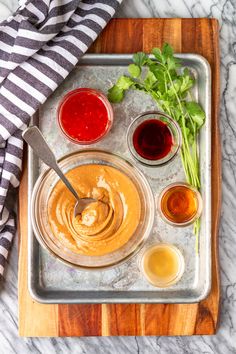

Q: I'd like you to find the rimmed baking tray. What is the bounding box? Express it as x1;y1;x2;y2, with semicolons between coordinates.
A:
27;53;211;304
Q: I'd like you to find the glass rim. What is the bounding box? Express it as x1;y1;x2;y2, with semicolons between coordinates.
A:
57;88;114;145
140;243;185;287
157;182;203;227
127;110;182;167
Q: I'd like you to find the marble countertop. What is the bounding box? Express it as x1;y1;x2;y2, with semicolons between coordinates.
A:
0;0;235;353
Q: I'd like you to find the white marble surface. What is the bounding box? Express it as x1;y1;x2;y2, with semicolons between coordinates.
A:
0;0;235;353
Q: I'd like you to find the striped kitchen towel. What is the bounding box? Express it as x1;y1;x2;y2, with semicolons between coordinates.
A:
0;0;122;278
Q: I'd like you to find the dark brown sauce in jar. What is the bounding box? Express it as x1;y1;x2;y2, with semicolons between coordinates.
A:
132;119;173;160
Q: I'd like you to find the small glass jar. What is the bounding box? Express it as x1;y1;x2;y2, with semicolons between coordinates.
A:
57;88;113;145
140;243;185;288
158;182;203;227
127;111;182;167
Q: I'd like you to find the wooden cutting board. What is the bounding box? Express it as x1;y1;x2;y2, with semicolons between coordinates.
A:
18;18;221;336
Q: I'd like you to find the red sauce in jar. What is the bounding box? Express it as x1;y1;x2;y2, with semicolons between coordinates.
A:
58;88;113;144
133;119;173;160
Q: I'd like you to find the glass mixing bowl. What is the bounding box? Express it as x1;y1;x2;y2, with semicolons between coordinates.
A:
31;150;155;270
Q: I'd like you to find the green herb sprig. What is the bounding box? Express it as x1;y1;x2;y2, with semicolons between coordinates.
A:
108;43;205;248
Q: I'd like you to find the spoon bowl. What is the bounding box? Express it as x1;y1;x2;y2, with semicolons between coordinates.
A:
74;198;97;216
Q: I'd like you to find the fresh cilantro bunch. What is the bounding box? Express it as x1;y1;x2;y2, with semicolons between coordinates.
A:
108;43;206;244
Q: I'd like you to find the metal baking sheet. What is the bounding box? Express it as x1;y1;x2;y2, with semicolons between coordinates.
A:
27;54;211;304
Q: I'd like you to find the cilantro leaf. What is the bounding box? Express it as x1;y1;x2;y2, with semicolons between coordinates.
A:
179;71;194;94
108;85;124;103
186;101;205;127
133;52;148;67
167;57;177;71
162;42;174;59
128;64;141;78
152;48;163;62
144;69;157;89
116;76;133;90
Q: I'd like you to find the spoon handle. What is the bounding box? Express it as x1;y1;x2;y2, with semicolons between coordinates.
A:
22;126;80;201
52;164;80;201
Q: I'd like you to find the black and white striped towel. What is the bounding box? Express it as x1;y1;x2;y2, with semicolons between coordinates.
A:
0;0;122;278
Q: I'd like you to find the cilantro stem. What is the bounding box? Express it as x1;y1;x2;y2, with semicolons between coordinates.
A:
166;71;200;189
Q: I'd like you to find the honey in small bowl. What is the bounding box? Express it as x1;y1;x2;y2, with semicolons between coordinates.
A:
140;244;184;287
158;182;202;226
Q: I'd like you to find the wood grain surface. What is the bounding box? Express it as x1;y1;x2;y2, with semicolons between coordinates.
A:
18;18;221;336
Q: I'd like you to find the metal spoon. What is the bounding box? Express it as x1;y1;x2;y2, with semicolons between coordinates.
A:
22;126;96;216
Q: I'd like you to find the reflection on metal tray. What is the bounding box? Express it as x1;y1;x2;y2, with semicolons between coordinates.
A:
28;54;211;304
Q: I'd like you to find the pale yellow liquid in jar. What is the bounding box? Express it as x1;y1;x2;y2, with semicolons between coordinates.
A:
141;244;184;287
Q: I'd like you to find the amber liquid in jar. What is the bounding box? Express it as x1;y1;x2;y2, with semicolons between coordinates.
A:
161;185;198;224
141;244;184;287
